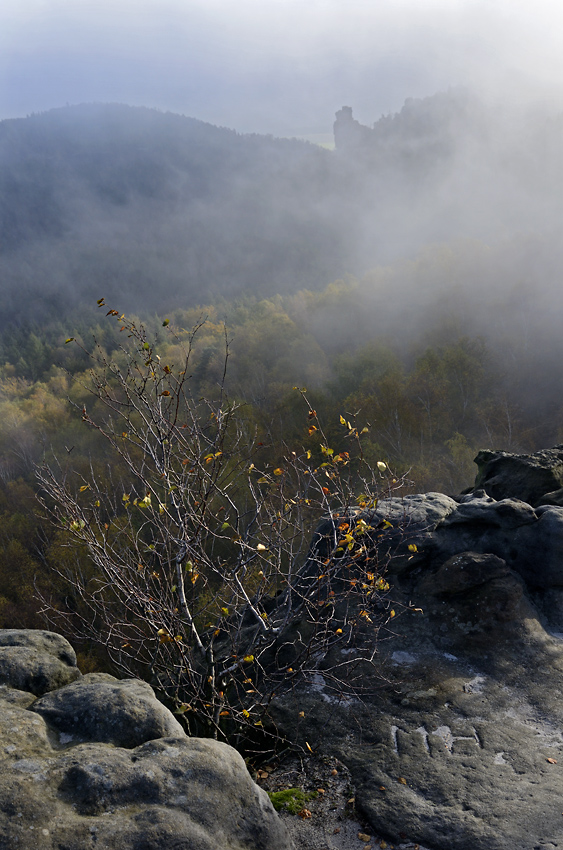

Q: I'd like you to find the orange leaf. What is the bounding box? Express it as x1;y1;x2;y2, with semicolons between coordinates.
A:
547;757;558;764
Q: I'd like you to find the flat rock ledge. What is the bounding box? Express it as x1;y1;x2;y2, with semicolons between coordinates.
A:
0;629;292;850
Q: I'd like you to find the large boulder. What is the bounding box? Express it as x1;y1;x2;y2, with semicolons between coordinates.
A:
471;445;563;506
31;675;185;748
0;630;293;850
0;629;81;695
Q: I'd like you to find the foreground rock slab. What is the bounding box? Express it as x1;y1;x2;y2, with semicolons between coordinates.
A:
274;485;563;850
0;630;292;850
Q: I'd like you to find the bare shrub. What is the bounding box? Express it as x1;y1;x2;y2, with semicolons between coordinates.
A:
37;306;408;747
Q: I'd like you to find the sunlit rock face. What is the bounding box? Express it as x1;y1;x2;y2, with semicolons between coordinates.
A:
273;447;563;850
0;630;292;850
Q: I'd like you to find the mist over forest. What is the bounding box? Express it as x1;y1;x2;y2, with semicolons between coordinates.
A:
0;83;562;635
2;90;563;322
1;92;563;437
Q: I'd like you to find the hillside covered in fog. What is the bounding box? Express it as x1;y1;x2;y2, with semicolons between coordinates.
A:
1;89;563;637
2;91;563;327
0;103;352;321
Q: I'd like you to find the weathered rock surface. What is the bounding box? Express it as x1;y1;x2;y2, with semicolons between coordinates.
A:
0;630;292;850
0;630;81;696
32;675;185;748
472;444;563;506
273;455;563;850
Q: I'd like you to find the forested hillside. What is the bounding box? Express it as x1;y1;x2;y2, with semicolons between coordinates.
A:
1;91;563;653
2;93;563;326
0;103;352;323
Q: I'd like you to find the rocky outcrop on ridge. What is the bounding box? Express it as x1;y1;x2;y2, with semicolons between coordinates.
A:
472;444;563;507
273;448;563;850
0;629;292;850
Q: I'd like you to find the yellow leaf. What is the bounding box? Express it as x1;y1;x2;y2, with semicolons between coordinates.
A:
221;607;229;616
377;461;387;472
273;468;284;476
305;741;313;753
256;543;267;551
242;709;250;718
408;543;418;553
79;485;89;492
157;629;173;644
340;415;346;425
398;776;407;785
243;655;254;663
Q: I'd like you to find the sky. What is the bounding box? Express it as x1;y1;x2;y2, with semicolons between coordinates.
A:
1;0;563;138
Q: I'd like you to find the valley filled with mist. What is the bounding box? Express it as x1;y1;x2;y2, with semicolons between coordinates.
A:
0;88;562;638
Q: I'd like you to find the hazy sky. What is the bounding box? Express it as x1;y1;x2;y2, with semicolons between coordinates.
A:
1;0;562;136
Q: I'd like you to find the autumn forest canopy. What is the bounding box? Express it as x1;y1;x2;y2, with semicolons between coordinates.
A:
1;90;563;647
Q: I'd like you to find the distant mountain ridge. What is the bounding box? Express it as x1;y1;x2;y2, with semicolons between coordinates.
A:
0;103;354;324
1;94;563;326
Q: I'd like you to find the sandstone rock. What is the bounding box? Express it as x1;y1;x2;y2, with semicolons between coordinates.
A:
273;463;563;850
472;445;563;506
419;551;510;596
273;552;563;850
0;630;293;850
31;675;185;748
425;494;563;591
308;492;457;576
0;629;81;696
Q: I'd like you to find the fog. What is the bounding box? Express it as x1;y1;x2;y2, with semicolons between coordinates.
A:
3;1;563;136
2;0;563;469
